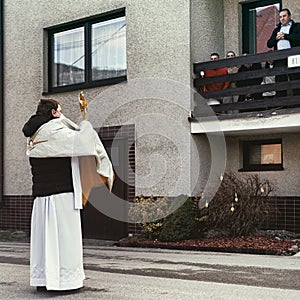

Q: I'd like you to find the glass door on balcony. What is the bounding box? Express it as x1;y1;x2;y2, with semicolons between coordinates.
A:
242;0;281;54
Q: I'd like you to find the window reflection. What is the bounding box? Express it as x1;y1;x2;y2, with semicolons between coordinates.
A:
53;27;85;87
92;17;126;81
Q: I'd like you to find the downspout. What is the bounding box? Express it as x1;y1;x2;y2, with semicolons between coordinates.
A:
0;0;4;208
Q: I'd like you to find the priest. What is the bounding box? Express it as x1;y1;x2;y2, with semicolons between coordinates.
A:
22;96;114;292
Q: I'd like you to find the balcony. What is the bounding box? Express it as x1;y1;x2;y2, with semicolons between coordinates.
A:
191;47;300;135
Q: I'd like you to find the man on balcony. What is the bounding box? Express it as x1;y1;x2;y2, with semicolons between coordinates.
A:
201;53;230;104
267;8;300;96
236;60;262;102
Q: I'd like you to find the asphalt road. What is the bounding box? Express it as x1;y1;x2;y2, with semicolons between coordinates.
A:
0;241;299;299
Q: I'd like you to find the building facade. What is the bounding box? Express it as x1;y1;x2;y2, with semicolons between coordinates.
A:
0;0;299;238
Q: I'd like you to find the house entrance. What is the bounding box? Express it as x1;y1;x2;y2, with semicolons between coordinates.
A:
81;137;128;241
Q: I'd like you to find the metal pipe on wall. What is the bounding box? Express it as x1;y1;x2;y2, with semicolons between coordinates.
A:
0;0;4;207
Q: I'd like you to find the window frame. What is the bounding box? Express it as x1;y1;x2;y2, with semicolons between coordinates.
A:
240;139;283;172
45;8;126;94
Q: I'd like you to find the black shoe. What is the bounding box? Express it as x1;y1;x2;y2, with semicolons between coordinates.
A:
47;287;84;294
36;286;47;292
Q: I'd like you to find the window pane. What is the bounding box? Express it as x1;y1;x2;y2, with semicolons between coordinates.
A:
249;145;261;164
249;143;282;165
261;144;281;164
52;27;85;87
92;16;126;81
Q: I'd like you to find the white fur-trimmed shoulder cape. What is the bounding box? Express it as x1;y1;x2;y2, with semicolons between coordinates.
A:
26;116;114;207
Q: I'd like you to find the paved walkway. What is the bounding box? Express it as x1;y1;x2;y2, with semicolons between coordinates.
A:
0;241;299;299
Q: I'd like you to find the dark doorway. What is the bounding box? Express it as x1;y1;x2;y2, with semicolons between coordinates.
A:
242;0;281;54
81;137;128;240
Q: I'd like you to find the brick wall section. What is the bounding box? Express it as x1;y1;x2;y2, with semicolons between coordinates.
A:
0;195;33;233
0;196;299;234
266;197;300;233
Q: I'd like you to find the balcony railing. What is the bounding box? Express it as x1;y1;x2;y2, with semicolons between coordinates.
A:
193;47;300;117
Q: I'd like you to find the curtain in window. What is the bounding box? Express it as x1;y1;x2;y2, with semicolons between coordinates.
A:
92;16;126;80
53;27;85;87
249;143;281;165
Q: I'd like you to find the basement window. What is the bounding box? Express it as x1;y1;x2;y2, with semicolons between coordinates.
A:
240;139;283;171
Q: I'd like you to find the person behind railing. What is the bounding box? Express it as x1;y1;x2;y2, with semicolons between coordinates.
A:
261;59;276;98
236;57;263;102
223;51;239;112
267;8;300;96
201;52;230;104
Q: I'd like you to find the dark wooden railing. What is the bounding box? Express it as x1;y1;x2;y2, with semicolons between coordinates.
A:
193;47;300;117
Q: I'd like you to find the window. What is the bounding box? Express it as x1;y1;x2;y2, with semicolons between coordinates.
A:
47;9;126;93
242;0;281;54
241;139;283;171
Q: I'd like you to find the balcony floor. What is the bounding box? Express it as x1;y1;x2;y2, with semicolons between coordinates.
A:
190;107;300;135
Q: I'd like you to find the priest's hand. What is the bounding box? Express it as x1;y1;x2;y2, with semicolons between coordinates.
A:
81;109;87;120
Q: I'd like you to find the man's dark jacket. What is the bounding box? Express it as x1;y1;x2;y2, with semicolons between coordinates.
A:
267;20;300;50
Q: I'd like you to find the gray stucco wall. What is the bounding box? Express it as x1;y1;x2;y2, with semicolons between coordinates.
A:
5;0;193;196
224;0;240;56
190;0;225;63
283;0;300;21
4;0;300;198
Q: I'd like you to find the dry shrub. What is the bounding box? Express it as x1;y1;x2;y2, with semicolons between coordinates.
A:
203;171;276;236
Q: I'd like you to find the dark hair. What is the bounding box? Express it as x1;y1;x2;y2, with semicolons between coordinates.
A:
226;51;236;57
265;61;272;68
280;8;291;16
36;98;60;118
210;52;219;58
